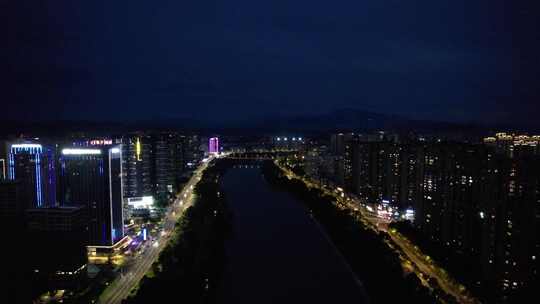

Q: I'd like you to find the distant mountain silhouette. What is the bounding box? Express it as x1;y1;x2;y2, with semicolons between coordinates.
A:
0;109;536;137
249;109;483;133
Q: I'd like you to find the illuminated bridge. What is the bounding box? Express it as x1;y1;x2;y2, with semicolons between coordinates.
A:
226;151;301;160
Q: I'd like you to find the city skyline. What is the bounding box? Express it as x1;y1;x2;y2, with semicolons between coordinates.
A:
1;130;539;303
2;1;539;303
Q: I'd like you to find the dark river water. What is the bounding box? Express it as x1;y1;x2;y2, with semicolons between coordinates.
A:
217;167;368;304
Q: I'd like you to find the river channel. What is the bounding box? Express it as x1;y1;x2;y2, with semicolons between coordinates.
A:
217;166;368;303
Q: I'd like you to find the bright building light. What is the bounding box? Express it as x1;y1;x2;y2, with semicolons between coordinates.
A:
136;138;141;161
111;148;121;154
89;139;112;146
127;196;154;209
62;148;101;155
479;211;485;219
11;144;42;149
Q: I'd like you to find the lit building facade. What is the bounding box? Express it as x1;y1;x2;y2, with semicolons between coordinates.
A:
153;133;177;197
209;137;219;154
122;134;153;198
181;135;202;169
7;143;56;208
413;140;540;300
311;132;539;300
58;146;124;247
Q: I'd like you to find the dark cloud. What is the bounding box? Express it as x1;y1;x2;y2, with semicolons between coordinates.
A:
1;0;536;126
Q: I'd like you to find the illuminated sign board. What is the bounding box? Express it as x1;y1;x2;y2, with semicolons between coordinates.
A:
62;149;102;155
89;139;113;146
127;196;154;209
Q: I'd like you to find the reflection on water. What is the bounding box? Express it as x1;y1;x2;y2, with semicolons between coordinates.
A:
217;167;368;304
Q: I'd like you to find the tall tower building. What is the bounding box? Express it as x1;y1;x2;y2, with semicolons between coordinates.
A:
58;146;124;247
0;180;22;224
209;137;219;154
153;133;177;197
122;134;153;198
0;141;7;180
7;143;56;208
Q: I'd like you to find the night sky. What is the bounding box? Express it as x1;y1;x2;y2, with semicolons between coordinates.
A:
2;1;538;126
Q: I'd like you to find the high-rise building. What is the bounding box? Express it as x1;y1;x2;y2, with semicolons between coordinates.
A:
411;139;540;299
153;133;177;197
0;158;6;180
209;137;219;154
489;147;539;295
330;133;346;156
58;146;124;247
122;134;153;198
330;133;355;188
0;140;7;180
26;205;87;232
484;133;540;157
0;180;22;224
348;139;423;210
7;143;56;208
351;141;370;197
122;132;194;213
25;206;88;288
183;135;202;169
331;132;539;300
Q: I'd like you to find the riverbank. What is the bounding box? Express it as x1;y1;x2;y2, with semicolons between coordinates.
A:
262;160;447;303
122;159;232;303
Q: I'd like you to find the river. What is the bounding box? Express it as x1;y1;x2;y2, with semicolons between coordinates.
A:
217;166;368;303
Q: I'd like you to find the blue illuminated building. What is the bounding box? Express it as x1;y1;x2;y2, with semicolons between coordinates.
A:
7;143;56;208
58;146;124;247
